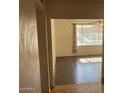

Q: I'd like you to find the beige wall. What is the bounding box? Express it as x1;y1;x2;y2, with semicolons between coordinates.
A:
53;19;103;57
19;0;41;93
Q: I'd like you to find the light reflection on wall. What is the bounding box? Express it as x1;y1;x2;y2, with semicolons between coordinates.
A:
19;0;41;92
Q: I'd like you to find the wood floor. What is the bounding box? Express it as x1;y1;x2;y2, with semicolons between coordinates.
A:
55;57;102;85
52;82;103;93
52;56;103;93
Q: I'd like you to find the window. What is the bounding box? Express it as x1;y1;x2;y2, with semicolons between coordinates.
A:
76;23;103;46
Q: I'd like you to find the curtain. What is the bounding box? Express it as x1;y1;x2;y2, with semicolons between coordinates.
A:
72;24;77;53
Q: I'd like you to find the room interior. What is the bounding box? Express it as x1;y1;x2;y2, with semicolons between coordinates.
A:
51;19;103;86
19;0;104;93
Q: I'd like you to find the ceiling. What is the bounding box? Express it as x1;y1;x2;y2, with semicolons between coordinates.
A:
47;0;104;3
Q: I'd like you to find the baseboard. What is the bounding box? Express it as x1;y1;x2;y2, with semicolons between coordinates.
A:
56;54;103;58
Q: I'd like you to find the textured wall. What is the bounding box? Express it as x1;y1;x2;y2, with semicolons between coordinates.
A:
19;0;41;93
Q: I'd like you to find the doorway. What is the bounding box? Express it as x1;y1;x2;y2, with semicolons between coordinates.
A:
50;19;104;86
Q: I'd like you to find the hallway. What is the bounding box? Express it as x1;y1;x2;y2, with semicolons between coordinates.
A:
55;57;102;85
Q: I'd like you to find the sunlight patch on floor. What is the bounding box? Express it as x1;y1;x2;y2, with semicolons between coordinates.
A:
79;57;102;63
